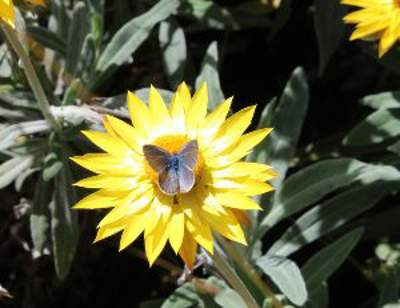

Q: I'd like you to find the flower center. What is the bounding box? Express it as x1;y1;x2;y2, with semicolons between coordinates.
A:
143;135;204;193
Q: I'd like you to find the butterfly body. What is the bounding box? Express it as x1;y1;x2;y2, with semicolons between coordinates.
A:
143;140;199;196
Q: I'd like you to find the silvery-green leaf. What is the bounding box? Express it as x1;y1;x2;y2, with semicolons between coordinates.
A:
343;109;400;146
26;26;66;56
95;0;180;87
0;156;34;189
268;177;399;257
214;288;246;308
302;228;364;292
314;0;345;74
196;41;224;110
161;282;210;308
361;92;400;109
30;175;52;252
257;159;392;236
181;0;238;30
159;19;187;89
378;272;399;307
66;3;90;77
0;121;49;151
256;255;307;306
50;156;78;280
260;67;309;189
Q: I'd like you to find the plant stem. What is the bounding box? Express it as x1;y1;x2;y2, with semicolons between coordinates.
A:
1;24;61;133
211;246;260;308
218;237;283;308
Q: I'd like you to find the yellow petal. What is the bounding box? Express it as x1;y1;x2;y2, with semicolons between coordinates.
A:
379;14;400;57
208;128;272;167
94;223;126;243
202;209;247;245
176;82;192;111
0;0;15;28
207;106;256;156
82;130;132;157
127;91;152;136
199;97;232;143
238;179;275;196
103;116;117;137
169;91;186;135
179;231;197;270
70;154;139;175
105;115;145;153
144;194;172;237
211;162;274;178
145;215;169;266
72;189;120;209
341;0;390;8
119;214;146;251
186;83;208;137
214;191;262;210
149;85;171;130
97;185;153;228
168;209;185;254
181;194;214;254
73;174;139;190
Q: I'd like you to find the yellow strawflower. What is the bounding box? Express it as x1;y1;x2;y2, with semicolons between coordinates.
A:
342;0;400;57
71;83;276;268
0;0;45;28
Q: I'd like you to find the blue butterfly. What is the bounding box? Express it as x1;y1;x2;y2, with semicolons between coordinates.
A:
143;140;199;196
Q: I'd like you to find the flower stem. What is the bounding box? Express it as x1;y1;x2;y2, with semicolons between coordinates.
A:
218;237;284;308
1;24;61;133
211;246;260;308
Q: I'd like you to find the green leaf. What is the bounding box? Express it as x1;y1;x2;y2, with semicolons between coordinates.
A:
195;41;224;110
361;91;400;109
257;159;389;235
181;0;238;30
343;109;400;146
268;175;399;257
159;19;187;89
378;272;399;307
50;156;79;280
259;67;309;189
95;0;180;86
256;255;307;306
247;97;277;164
161;283;209;308
66;2;90;77
0;156;34;189
214;288;247;308
75;34;96;80
313;0;345;74
30;175;52;252
0;120;49;151
26;26;66;56
306;283;329;308
302;228;364;291
43;152;63;182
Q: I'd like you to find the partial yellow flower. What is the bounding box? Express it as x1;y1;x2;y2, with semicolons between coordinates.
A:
0;0;16;28
71;83;276;268
342;0;400;57
0;0;46;28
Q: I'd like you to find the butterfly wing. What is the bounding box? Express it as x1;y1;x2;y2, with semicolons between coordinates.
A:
143;144;171;173
178;163;195;194
176;140;198;193
158;167;179;195
178;140;198;169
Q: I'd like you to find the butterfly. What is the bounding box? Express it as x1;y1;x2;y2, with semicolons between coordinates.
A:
143;140;199;196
